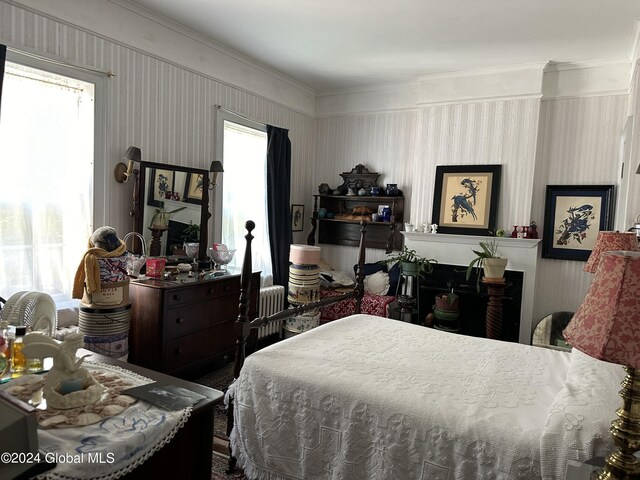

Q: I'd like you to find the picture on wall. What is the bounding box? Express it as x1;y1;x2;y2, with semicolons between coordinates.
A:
184;173;204;205
542;185;614;260
431;165;502;236
291;204;304;232
147;168;175;207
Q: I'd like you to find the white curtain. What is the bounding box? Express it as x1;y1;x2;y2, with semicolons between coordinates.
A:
221;119;273;286
0;63;94;307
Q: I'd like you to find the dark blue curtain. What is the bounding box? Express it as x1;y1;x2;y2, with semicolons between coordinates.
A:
0;44;6;114
266;125;292;287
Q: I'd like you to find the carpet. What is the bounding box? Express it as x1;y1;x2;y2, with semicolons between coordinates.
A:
195;362;235;441
211;451;245;479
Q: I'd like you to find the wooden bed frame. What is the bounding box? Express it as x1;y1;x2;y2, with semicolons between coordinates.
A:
226;219;368;471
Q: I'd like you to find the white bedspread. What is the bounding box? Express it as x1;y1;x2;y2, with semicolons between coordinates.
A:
230;314;623;480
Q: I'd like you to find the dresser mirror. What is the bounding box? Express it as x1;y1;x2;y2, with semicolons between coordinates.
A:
133;161;210;261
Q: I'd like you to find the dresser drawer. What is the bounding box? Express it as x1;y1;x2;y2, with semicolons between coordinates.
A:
164;302;222;339
216;276;241;297
164;322;235;371
165;282;219;307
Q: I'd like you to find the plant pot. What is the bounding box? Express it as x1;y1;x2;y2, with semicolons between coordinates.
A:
434;294;459;311
483;257;508;280
400;261;419;276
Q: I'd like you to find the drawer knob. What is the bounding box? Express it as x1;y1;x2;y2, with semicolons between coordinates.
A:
224;285;231;292
208;288;214;295
173;294;181;301
176;347;183;355
176;318;184;324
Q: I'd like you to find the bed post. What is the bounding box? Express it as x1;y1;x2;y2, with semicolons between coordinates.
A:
354;220;367;314
232;220;254;379
226;220;254;471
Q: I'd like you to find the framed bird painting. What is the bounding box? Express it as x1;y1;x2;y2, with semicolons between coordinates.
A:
431;165;502;236
542;185;614;260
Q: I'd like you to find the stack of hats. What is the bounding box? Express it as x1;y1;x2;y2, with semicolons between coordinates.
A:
73;227;131;360
285;245;322;337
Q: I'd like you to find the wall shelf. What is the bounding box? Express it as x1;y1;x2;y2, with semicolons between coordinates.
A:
308;194;404;251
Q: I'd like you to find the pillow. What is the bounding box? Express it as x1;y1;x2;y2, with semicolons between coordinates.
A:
320;270;355;288
364;271;390;295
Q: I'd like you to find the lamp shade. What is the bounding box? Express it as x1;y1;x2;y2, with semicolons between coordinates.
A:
210;160;224;173
123;146;141;162
582;231;639;273
564;251;640;369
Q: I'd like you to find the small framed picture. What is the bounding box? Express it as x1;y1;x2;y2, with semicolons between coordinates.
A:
542;185;615;261
183;173;204;205
377;205;390;216
147;168;175;207
291;204;304;232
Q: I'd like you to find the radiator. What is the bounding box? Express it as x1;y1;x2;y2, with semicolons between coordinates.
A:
257;285;286;339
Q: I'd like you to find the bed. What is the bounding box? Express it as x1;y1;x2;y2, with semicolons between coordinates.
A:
227;221;622;479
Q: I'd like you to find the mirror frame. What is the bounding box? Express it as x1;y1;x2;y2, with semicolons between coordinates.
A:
132;161;210;261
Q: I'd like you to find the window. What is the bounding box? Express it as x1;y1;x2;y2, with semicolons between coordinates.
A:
0;61;95;307
215;109;273;286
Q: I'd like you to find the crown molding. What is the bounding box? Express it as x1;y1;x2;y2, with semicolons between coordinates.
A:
417;62;549;82
316;81;419;117
545;58;630;72
630;18;640;64
417;63;547;105
542;61;631;99
6;0;316;115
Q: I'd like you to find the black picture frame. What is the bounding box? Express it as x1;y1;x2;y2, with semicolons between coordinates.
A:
431;164;502;236
291;204;304;232
183;173;204;205
542;185;614;261
146;168;175;207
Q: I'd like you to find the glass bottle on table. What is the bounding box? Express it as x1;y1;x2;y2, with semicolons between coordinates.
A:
11;325;27;377
27;338;43;374
0;321;10;377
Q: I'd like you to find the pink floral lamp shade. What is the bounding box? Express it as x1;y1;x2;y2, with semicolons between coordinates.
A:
564;251;640;369
583;231;639;273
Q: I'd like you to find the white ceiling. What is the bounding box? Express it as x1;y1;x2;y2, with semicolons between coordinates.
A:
129;0;640;92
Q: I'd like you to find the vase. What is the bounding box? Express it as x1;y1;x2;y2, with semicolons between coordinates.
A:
400;261;419;276
386;184;398;196
483;257;508;280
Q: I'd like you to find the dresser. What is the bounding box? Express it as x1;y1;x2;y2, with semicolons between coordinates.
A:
128;272;260;377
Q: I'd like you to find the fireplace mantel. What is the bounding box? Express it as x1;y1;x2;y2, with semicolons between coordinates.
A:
403;232;541;344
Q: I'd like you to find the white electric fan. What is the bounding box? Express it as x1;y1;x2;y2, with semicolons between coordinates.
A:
0;291;58;336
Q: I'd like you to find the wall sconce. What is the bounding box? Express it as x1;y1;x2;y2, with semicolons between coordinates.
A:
114;146;142;183
209;160;224;189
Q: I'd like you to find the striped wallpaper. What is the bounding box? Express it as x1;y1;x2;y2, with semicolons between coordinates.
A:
2;1;637;336
0;1;316;244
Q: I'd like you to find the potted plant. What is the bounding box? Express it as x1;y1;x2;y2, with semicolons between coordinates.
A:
466;236;508;291
181;220;200;242
149;206;187;229
382;246;436;276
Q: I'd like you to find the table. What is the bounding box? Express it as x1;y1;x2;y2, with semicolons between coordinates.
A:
91;352;223;479
3;350;223;480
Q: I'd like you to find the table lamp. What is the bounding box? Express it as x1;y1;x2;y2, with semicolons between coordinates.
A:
564;250;640;479
583;231;638;273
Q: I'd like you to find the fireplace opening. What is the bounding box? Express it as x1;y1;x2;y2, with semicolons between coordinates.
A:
415;263;523;342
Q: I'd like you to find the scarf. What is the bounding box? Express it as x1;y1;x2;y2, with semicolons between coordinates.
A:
72;239;128;299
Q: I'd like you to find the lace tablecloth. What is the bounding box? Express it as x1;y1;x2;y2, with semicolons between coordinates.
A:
1;362;192;480
231;314;622;480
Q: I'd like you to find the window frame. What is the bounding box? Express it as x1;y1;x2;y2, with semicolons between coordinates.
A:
5;50;107;231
